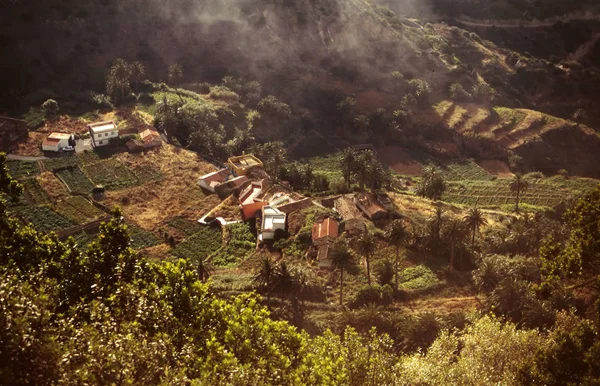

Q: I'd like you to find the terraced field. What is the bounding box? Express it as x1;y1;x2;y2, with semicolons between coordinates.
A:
83;159;139;190
22;179;51;205
443;178;597;208
171;226;222;263
55;167;95;194
15;205;74;232
7;160;40;179
55;196;105;224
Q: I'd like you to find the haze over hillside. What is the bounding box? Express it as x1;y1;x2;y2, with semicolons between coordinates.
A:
2;1;600;385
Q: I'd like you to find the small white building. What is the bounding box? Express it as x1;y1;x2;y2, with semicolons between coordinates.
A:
260;206;286;241
88;121;118;147
42;132;73;152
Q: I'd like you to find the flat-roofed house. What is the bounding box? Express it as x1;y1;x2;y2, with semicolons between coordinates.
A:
42;132;73;152
88;121;118;147
227;154;263;176
198;169;231;193
260;206;286;241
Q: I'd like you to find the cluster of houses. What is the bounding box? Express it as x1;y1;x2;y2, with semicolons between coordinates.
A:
42;121;120;152
42;120;161;153
198;153;397;268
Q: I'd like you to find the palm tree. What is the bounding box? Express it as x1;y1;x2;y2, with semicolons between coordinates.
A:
253;257;276;307
106;58;131;104
357;231;377;285
510;173;529;212
168;63;184;97
196;259;214;282
385;219;406;290
130;61;146;92
330;241;355;305
428;207;445;243
443;218;466;271
463;208;488;249
274;261;294;304
340;148;358;186
355;150;378;190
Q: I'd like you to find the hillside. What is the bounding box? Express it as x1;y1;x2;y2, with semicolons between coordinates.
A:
3;1;600;384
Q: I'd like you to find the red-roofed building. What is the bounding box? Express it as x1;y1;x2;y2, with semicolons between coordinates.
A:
198;169;231;193
312;217;339;244
42;132;73;152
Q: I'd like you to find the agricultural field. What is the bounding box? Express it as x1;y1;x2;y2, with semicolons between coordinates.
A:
15;205;74;232
7;160;40;179
127;223;161;250
43;156;80;172
83;158;139;190
442;177;598;208
306;152;344;181
131;165;163;184
438;160;493;181
22;178;51;205
164;216;203;237
211;222;256;267
171;226;222;263
55;196;105;224
55;167;95;194
36;172;69;201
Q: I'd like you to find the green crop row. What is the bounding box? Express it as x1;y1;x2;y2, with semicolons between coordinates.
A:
171;226;222;263
55;167;95;193
55;196;104;224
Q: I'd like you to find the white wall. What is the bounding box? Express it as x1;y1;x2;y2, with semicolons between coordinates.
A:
93;130;118;147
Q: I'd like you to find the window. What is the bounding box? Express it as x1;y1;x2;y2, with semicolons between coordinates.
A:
98;140;103;145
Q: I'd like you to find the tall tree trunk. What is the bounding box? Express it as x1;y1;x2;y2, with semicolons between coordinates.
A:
515;191;520;212
366;253;371;286
471;227;476;249
339;269;344;305
449;241;455;271
395;246;400;290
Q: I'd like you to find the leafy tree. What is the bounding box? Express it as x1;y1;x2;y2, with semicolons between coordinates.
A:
385;219;406;290
130;61;146;92
463;207;487;249
407;79;432;106
510;173;529;212
330;240;355;305
41;99;59;119
252;141;287;178
558;185;600;277
357;231;377;285
374;260;394;286
106;58;132;104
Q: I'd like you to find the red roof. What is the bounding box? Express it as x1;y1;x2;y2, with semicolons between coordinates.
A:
312;218;339;241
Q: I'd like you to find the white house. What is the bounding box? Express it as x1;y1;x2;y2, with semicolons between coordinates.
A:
88;121;118;147
198;169;231;192
260;206;286;241
42;132;73;152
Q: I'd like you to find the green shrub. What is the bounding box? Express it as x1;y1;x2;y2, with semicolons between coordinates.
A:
398;265;441;292
23;107;45;129
449;83;472;102
350;284;393;309
208;86;240;103
137;93;155;105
